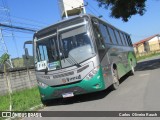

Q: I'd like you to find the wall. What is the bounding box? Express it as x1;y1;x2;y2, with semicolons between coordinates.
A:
0;68;37;95
137;44;145;53
134;36;160;54
148;37;160;51
134;47;137;53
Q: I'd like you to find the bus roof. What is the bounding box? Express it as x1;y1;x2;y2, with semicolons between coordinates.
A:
35;14;90;36
35;14;130;37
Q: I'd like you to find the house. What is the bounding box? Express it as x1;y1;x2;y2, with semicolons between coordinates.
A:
133;34;160;54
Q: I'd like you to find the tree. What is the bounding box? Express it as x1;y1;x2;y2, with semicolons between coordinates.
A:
0;53;9;64
96;0;146;22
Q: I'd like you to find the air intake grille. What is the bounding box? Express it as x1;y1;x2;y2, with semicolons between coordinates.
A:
77;65;89;73
53;71;74;78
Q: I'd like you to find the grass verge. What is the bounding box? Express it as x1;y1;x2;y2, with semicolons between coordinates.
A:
136;52;160;61
0;87;41;111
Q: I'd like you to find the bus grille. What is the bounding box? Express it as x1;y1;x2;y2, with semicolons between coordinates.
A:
53;71;74;78
77;65;89;73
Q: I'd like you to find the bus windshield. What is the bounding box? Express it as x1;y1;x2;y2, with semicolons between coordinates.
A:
59;24;95;68
35;19;95;71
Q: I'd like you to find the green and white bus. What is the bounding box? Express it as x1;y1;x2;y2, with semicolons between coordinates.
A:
24;14;136;105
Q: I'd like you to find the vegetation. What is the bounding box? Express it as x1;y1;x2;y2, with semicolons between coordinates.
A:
0;53;9;64
136;52;160;61
11;56;34;68
0;87;41;111
96;0;146;21
12;58;24;68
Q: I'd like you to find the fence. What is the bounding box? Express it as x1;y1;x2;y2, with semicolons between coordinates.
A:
0;68;37;95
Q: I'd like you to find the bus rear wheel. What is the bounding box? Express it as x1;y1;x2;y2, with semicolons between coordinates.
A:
111;69;119;90
130;61;135;75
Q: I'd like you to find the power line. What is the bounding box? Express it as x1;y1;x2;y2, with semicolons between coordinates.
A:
1;28;35;34
83;0;100;15
76;0;110;23
0;15;44;30
85;6;96;15
0;23;36;32
86;0;109;21
3;35;32;39
9;15;49;26
0;15;47;28
9;21;43;29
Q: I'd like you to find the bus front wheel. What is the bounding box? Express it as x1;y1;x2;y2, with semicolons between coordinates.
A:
41;99;50;106
111;69;119;90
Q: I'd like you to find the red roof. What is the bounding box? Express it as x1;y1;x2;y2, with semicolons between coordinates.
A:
133;34;159;47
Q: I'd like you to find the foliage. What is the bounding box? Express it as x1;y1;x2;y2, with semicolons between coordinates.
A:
12;58;24;68
96;0;146;21
0;53;9;64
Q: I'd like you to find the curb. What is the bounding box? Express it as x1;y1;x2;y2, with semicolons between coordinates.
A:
29;104;43;111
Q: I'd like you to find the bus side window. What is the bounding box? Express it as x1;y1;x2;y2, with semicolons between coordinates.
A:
93;22;105;49
129;36;133;46
92;19;106;59
108;26;118;45
127;35;133;46
96;31;105;49
99;23;111;44
123;34;129;46
115;30;123;45
119;32;125;46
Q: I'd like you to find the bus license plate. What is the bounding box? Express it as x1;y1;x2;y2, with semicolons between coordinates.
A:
62;92;74;98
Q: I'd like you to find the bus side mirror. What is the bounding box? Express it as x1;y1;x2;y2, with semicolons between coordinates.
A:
25;48;29;59
92;19;99;26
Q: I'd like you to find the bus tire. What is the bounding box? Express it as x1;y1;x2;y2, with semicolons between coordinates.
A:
111;69;119;90
130;61;135;75
41;99;50;106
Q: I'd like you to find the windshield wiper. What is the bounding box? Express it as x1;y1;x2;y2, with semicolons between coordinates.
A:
59;36;81;68
68;53;81;68
60;47;81;68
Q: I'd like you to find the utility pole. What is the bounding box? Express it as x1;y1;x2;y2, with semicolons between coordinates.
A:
0;0;36;69
0;23;36;68
0;0;14;68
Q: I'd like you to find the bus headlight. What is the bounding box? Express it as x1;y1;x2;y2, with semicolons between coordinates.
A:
38;81;48;88
85;66;99;80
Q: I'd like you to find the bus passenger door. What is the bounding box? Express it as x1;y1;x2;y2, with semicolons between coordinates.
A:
91;19;111;87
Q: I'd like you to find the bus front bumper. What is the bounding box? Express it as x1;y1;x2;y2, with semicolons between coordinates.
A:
39;70;105;100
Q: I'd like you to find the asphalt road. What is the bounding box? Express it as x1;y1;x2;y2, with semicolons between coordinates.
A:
24;56;160;120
